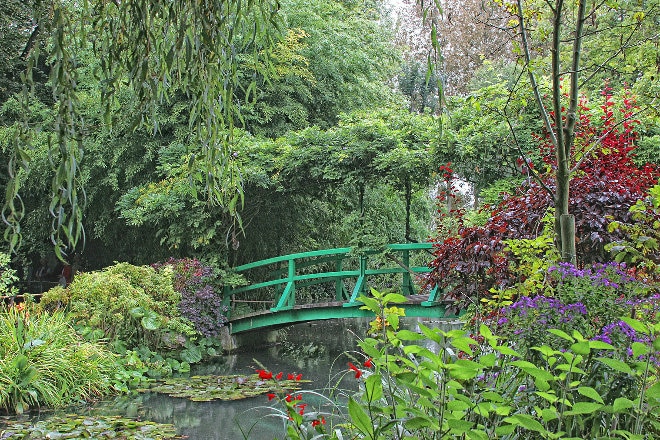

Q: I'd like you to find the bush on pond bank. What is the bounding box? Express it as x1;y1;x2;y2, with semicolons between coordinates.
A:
0;305;118;414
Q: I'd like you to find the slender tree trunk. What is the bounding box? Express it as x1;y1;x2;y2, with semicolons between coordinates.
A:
405;177;412;241
517;0;586;264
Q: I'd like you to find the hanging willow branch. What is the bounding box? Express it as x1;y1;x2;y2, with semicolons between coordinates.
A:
2;0;282;257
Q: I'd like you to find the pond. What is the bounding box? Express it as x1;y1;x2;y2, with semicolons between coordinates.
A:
6;317;462;440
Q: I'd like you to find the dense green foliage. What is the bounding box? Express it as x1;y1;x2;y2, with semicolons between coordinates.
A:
0;306;118;414
260;290;660;439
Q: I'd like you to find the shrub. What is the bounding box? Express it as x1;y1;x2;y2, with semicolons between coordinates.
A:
0;304;118;414
0;252;18;298
429;92;660;312
38;262;196;353
152;258;232;338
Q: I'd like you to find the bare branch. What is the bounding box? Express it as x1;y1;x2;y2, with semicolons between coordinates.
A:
516;0;558;148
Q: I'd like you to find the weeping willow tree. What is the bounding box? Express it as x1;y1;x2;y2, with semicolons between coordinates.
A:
2;0;281;259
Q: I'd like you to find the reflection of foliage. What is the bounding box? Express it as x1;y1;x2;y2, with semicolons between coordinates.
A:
279;341;327;363
0;414;182;439
148;374;309;402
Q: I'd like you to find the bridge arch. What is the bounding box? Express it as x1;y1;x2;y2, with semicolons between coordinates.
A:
223;243;458;334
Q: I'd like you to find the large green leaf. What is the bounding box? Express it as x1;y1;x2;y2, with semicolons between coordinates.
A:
348;397;374;438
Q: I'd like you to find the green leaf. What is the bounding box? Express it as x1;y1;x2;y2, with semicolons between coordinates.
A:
495;345;522;357
482;391;504;403
396;329;425;341
364;374;383;402
447;418;474;433
564;402;603;415
383;293;407;304
570;341;590;355
451;336;476;356
404;416;437;430
540;408;559;422
503;414;544;433
612;397;635;413
357;295;379;313
418;323;443;344
577;386;604;404
129;307;145;318
479;324;494;341
467;429;489;440
535;391;558;403
645;382;660;400
511;360;554;381
548;329;574;342
348;397;374;437
141;310;162;330
621;317;649;335
631;342;649;357
495;424;516;436
180;345;202;364
596;357;632;374
588;340;614;351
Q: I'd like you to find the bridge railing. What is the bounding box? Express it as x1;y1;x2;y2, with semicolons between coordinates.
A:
223;243;441;320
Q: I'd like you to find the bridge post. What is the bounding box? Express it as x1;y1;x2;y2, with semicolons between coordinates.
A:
271;257;295;311
401;248;415;296
335;256;348;301
343;254;368;307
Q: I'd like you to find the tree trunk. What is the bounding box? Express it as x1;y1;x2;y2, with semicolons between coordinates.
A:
405;177;412;241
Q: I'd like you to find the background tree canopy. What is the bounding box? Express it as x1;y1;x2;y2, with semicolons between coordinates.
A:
1;0;658;280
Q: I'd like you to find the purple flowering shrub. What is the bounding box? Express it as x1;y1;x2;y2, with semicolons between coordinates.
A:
153;258;229;337
489;261;660;364
495;295;589;350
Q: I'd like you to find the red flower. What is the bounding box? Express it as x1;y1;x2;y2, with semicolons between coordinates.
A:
267;393;276;401
364;358;373;368
295;373;302;381
257;369;273;380
312;416;326;427
276;372;283;380
298;403;307;415
348;362;362;379
285;394;294;402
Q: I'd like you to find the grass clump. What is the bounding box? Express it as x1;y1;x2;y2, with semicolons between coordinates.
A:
0;303;119;414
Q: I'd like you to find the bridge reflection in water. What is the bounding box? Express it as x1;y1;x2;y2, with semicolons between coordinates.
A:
224;243;459;334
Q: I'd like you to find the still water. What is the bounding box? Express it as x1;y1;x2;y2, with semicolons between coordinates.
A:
35;318;462;440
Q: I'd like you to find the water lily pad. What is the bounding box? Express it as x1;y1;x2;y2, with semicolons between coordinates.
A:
147;374;310;401
0;414;182;439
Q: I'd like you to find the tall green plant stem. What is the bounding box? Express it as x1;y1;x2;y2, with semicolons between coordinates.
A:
516;0;588;263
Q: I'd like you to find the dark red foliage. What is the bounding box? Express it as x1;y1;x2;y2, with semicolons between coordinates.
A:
428;91;659;312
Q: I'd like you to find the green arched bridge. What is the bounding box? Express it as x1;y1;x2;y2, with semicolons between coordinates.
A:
223;243;459;334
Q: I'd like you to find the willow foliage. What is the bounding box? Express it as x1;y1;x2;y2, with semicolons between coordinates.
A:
2;0;282;258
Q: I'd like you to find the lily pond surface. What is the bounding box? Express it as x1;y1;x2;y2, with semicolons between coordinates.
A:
2;318;461;440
